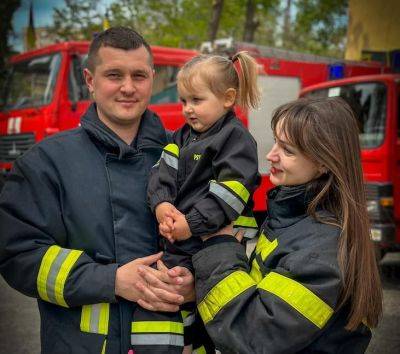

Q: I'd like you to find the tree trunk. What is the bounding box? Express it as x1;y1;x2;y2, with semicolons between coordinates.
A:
208;0;224;43
243;0;259;43
282;0;292;47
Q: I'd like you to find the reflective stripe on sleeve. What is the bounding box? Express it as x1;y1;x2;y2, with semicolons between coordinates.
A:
181;310;196;327
258;272;334;329
198;271;256;324
256;233;278;261
234;216;258;239
209;180;249;215
131;321;184;334
193;345;207;354
80;303;110;335
37;245;83;307
131;334;184;346
161;143;180;170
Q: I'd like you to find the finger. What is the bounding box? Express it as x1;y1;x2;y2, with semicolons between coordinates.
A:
157;260;169;272
235;229;245;242
165;216;174;230
148;285;184;305
137;299;179;313
137;252;163;265
135;281;163;303
159;223;172;234
138;265;174;286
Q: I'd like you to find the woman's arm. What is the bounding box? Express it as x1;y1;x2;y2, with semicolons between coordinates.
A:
193;239;341;354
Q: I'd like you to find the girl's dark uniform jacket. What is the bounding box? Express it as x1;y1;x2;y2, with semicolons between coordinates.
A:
147;110;261;267
193;184;372;354
0;104;167;354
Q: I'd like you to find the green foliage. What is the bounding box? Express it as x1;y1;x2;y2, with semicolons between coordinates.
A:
49;0;348;58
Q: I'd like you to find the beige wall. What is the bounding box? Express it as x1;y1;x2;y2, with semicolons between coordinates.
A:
345;0;400;60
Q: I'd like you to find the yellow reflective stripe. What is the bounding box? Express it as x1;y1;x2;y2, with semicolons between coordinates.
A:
256;233;278;261
258;272;334;329
54;250;83;307
220;181;250;204
249;258;263;283
101;339;107;354
37;245;82;307
37;245;60;302
164;143;179;158
131;321;184;334
198;271;256;324
80;303;110;335
233;216;257;228
193;345;207;354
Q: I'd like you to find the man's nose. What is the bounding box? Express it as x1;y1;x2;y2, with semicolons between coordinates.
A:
120;77;136;94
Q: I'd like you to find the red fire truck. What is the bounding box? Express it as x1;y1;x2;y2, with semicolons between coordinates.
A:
0;40;387;221
301;74;400;255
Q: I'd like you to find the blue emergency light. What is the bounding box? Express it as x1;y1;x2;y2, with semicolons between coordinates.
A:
329;63;345;80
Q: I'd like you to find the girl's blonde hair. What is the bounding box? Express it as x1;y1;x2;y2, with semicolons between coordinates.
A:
271;97;383;331
177;51;260;110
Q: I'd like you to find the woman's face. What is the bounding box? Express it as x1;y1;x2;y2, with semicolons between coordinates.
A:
266;122;322;186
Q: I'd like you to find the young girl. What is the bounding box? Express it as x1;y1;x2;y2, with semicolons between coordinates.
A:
131;52;261;354
192;97;383;353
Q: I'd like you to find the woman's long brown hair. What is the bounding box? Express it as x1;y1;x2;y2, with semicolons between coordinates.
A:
271;97;382;330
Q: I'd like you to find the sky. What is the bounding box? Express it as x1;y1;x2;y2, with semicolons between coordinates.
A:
11;0;112;52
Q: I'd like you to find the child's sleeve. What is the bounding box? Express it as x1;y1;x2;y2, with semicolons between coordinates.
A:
147;132;180;212
186;127;260;237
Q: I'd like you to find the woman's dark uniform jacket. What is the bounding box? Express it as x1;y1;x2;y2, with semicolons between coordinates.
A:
0;104;168;354
193;184;372;354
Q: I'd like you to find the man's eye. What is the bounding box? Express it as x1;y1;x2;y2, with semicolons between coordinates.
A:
107;73;120;79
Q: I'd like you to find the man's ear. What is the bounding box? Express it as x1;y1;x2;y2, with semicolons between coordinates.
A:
83;68;94;94
224;88;237;108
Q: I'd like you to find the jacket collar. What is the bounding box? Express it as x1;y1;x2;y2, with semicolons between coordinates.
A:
81;103;167;159
189;109;236;140
266;183;316;229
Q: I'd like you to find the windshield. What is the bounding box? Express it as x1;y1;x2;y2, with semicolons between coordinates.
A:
304;82;387;149
1;53;61;111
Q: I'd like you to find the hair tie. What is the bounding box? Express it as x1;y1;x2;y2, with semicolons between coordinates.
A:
230;54;239;63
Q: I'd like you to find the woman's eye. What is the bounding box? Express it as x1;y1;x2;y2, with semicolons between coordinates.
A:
283;147;294;155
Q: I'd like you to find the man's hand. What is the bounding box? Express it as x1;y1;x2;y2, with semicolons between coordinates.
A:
115;252;163;302
136;260;195;311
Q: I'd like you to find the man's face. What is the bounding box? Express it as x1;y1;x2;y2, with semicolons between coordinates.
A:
84;46;154;129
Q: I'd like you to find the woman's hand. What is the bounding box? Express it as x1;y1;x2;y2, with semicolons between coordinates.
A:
134;259;195;311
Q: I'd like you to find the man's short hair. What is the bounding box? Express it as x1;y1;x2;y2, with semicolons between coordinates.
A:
86;26;153;71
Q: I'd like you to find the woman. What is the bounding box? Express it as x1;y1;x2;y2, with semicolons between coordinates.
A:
190;97;383;353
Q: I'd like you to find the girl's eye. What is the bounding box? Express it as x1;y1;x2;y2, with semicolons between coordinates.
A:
283;146;294;155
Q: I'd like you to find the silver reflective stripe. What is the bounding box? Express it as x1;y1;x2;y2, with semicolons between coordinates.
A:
183;312;196;327
46;248;70;304
90;303;101;333
131;334;184;346
234;227;258;239
161;151;178;170
210;182;244;214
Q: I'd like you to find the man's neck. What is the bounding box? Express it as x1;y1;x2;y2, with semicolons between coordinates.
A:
97;111;141;145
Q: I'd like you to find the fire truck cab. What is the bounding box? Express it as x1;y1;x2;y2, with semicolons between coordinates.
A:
301;74;400;254
0;41;197;188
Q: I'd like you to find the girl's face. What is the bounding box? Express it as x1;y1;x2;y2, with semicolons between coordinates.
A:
267;122;322;186
178;76;235;133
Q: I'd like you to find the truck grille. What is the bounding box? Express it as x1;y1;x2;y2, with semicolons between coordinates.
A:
0;133;36;162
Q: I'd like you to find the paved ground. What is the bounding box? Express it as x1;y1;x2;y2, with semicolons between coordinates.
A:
1;254;400;353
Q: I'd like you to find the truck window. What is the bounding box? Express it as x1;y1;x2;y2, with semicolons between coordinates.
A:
150;65;179;104
68;54;90;102
1;53;61;111
304;82;387;149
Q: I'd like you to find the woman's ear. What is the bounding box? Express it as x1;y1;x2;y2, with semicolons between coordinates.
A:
224;88;237;108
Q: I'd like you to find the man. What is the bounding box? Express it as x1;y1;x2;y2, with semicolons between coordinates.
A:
0;27;193;354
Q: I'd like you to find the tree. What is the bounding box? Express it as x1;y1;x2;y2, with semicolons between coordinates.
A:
51;0;103;41
0;0;21;73
208;0;224;43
